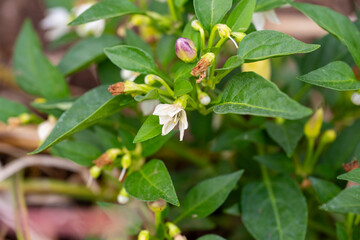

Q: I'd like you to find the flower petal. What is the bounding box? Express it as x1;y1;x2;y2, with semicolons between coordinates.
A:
252;12;266;31
162;118;178;136
153;104;173;116
140;100;160;116
264;10;280;24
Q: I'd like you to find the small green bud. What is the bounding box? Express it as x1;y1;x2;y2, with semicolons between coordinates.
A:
138;230;150;240
19;113;32;124
320;129;336;144
275;117;285;125
215;24;231;38
191;20;203;31
173;95;189;109
201;52;215;64
106;148;122;160
231;32;246;43
147;199;167;212
304;108;324;139
166;222;181;238
89;166;102;179
121;153;132;169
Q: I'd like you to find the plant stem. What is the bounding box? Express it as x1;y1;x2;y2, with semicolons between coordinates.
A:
11;173;31;240
303;138;315;175
155;211;163;238
167;0;178;22
2;179;116;201
207;27;218;49
346;213;355;240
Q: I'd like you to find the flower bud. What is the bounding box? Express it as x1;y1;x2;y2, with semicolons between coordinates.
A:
320;129;336;144
147;199;167;212
231;32;246;43
175;37;197;63
121;69;140;82
121;153;132;169
275;117;285;125
144;74;161;85
215;24;231;38
201;52;215;64
130;14;151;26
117;188;130;204
89;166;102;179
351;92;360;106
138;230;150;240
304;108;323;139
107;148;122;160
166;222;181;238
191;20;203;31
198;92;211;105
108;81;152;96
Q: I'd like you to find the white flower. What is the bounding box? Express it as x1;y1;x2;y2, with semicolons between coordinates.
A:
140;100;160;116
252;10;280;31
73;2;105;37
199;95;211;105
120;69;140;82
153;104;188;141
40;7;71;41
37;116;57;142
351;93;360;105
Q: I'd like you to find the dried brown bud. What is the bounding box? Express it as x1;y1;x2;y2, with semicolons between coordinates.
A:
300;178;311;189
191;58;211;83
7;117;22;128
108;82;125;96
342;159;359;172
93;153;113;168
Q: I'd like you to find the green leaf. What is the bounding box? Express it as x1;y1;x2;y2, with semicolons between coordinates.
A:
134;89;160;102
31;85;133;154
309;177;341;204
292;2;360;68
0;97;29;123
242;176;307;240
133;115;162;143
193;0;232;32
174;78;193;97
125;29;153;57
197;234;226;240
237;30;320;61
214;72;312;119
124;159;179;206
227;0;256;32
321;186;360;214
255;0;290;11
142;132;174;157
174;63;196;82
105;45;158;75
157;35;177;67
118;128;136;151
338;168;360;185
216;56;244;72
51;140;102;166
31;99;73;118
13;20;70;100
297;61;360;91
253;154;294;173
97;60;122;85
58;35;121;76
69;0;142;25
175;170;243;222
265;120;305;157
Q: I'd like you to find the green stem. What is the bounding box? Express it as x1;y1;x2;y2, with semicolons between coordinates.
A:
11;173;31;240
1;179;116;201
294;83;311;101
347;213;355;240
167;0;178;22
303;138;315;175
207;26;218;49
155;211;163;238
199;29;206;53
157;78;175;97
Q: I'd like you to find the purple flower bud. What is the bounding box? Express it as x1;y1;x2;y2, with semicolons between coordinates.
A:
175;37;197;63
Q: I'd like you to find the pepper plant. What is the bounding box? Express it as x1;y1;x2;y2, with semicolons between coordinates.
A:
3;0;360;239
